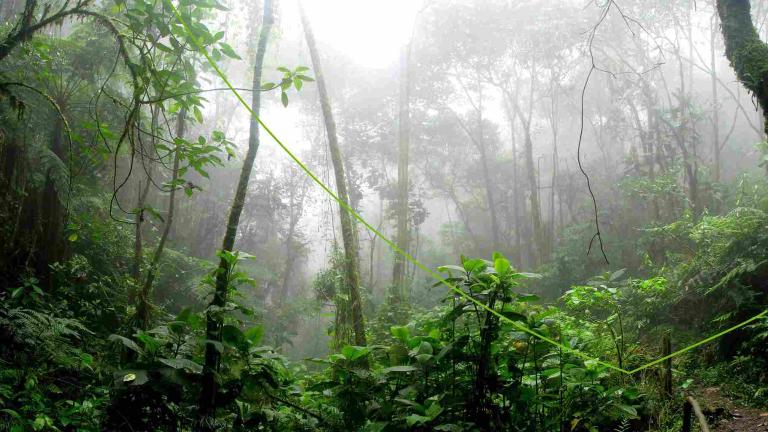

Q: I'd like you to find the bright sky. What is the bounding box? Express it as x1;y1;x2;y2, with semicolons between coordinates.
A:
281;0;422;69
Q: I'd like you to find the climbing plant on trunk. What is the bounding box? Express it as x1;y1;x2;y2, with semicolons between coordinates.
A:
300;2;367;348
196;0;274;429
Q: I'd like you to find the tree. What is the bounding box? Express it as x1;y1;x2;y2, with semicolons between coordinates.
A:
392;44;411;302
0;1;93;63
197;0;274;428
135;109;186;330
300;2;367;347
717;0;768;136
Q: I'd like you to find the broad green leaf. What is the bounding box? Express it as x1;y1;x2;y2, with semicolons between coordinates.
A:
383;365;418;373
159;358;203;374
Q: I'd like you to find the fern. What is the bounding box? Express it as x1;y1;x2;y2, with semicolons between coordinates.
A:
613;418;631;432
1;307;91;365
32;145;70;201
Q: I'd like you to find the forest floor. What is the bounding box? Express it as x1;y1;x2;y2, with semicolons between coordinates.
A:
695;387;768;431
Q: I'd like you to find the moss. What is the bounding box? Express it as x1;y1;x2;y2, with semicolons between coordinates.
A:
718;0;768;133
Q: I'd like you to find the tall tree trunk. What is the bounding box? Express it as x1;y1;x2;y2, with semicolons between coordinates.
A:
710;13;722;183
300;3;367;347
38;117;66;281
548;81;559;257
509;95;544;266
279;182;306;304
717;0;768;137
130;176;150;300
503;101;524;267
130;110;158;302
475;82;501;253
391;44;411;302
136;109;185;330
673;27;700;216
197;1;273;428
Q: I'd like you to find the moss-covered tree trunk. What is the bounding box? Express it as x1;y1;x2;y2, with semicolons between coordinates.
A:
300;3;367;347
717;0;768;136
196;0;273;429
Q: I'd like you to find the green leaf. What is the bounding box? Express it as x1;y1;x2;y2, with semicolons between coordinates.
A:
383;365;418;373
159;358;203;374
609;269;627;282
221;324;246;349
417;341;433;355
244;325;264;345
390;325;410;343
108;334;143;355
67;233;78;242
494;256;510;276
516;272;542;279
614;404;638;418
406;414;431;426
341;345;370;361
462;258;487;273
437;264;466;274
425;402;443;419
281;91;289;107
517;293;540;302
219;42;241;59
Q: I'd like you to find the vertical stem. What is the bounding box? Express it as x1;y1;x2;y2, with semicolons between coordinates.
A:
710;13;721;183
197;1;274;428
137;108;185;330
300;2;367;347
392;43;411;302
662;330;673;398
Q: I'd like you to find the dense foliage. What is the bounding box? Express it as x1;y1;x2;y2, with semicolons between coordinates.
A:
2;0;768;431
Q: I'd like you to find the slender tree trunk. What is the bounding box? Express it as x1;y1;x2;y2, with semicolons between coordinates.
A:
130;175;151;299
279;183;306;304
711;13;722;183
300;3;367;347
136;109;185;330
197;1;273;428
674;30;700;216
391;44;411;301
548;82;559;256
511;100;544;266
717;0;768;137
130;110;157;301
503;101;524;267
474;82;501;253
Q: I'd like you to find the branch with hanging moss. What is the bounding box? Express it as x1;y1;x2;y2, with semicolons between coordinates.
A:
0;0;94;63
